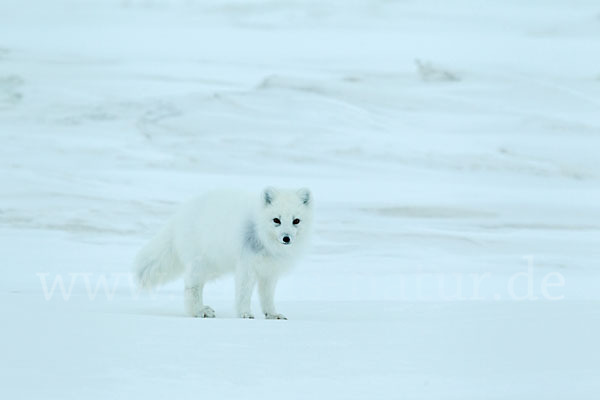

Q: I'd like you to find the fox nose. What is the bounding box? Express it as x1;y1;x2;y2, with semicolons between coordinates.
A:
282;236;291;244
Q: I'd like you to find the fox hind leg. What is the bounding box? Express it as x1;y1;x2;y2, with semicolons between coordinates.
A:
184;265;215;318
185;285;215;318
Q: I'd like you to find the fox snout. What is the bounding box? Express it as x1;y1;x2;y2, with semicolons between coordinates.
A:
280;234;292;245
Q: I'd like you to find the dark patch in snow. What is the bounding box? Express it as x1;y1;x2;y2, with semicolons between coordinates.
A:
415;59;460;82
0;75;24;107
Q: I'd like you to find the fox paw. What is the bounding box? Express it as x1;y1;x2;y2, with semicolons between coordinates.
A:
194;306;215;318
265;313;287;320
239;312;255;319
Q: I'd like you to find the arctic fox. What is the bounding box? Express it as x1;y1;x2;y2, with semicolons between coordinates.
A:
134;187;313;319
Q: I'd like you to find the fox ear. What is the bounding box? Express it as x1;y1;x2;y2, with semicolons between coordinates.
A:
297;188;311;205
263;187;277;205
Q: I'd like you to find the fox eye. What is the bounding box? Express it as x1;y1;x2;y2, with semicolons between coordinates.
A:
273;218;281;225
293;218;300;225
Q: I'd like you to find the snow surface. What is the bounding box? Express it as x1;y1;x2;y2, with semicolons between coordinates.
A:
1;0;600;398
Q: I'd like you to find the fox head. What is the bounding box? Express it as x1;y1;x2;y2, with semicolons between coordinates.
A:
255;187;313;255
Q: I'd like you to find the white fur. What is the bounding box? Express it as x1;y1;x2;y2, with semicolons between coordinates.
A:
134;187;313;319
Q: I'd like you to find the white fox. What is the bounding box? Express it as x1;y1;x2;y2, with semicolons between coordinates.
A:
134;187;313;319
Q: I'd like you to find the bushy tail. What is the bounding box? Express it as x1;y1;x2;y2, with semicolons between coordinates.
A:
134;222;184;290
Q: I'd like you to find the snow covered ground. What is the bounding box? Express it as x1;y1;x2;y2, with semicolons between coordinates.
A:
1;0;600;398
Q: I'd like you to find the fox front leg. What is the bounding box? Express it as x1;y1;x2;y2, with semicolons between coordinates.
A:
258;277;287;320
235;263;256;319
